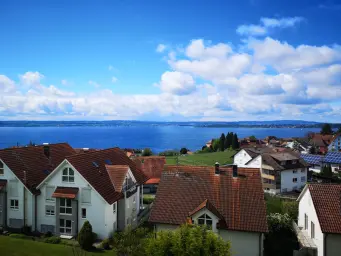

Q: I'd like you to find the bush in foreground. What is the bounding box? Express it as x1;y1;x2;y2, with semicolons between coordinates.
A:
78;221;95;250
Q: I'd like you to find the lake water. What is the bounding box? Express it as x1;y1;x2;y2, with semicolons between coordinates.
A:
0;126;320;152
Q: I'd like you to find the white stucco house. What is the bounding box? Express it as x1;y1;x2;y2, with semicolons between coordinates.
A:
233;148;309;194
297;184;341;256
0;144;148;239
0;143;76;231
149;164;268;256
36;147;148;239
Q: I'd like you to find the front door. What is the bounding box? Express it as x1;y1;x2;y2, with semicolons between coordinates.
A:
56;198;78;237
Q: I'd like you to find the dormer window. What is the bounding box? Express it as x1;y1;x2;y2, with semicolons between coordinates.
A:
62;168;74;183
197;214;212;227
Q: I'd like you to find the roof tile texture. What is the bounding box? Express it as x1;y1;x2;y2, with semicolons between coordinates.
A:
149;165;268;233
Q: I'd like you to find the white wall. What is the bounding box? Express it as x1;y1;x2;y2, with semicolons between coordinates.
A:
326;234;341;256
281;168;307;192
104;202;117;237
234;150;252;166
219;230;262;256
0;160;34;228
246;155;262;168
191;208;219;233
298;188;324;256
37;161;113;239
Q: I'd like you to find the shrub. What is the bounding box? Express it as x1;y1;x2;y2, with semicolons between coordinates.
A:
180;148;188;154
100;238;111;250
44;236;61;244
142;148;152;156
78;221;95;250
43;231;53;238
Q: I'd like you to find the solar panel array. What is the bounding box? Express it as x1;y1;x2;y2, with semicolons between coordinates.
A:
300;154;323;165
324;152;341;164
105;159;112;165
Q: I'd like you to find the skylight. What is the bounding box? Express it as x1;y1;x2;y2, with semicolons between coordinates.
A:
92;162;99;168
105;159;112;165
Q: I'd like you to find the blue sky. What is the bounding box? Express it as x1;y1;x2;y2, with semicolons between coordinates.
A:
1;0;341;121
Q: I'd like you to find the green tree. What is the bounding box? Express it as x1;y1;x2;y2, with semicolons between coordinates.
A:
78;221;95;250
320;123;333;135
224;132;232;149
145;224;231;256
180;148;188;154
264;213;299;256
142;148;153;156
212;139;220;152
249;135;257;140
219;133;225;152
321;165;333;178
232;133;239;149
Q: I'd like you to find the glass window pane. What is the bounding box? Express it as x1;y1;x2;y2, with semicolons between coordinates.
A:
60;208;65;214
69;169;74;175
69;176;74;182
60;219;64;226
66;220;71;227
60;198;65;206
205;214;212;220
198;219;205;225
66;208;72;214
206;220;212;226
63;168;68;175
62;176;68;182
66;199;71;207
60;228;64;233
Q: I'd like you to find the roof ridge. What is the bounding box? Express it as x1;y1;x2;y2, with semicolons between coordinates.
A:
0;142;71;152
66;147;121;158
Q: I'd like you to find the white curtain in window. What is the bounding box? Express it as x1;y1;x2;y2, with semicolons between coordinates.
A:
82;188;91;204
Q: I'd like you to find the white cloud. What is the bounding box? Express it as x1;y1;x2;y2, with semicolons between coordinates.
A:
61;79;70;86
20;71;44;86
237;16;303;36
185;39;232;59
88;80;100;88
156;44;166;53
0;75;16;94
156;71;196;95
111;76;118;83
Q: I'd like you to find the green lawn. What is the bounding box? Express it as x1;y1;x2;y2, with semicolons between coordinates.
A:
0;236;111;256
166;150;236;166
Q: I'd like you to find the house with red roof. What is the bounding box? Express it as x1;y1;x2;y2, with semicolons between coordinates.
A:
36;147;148;239
149;164;268;256
297;184;341;256
132;156;166;193
0;143;76;231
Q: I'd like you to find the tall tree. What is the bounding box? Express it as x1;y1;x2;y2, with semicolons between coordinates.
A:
224;132;231;149
219;133;225;151
321;165;333;178
212;139;220;152
142;148;153;156
320;123;333;135
232;133;239;149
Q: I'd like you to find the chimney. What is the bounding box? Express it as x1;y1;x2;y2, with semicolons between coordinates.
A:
215;162;220;175
83;148;89;152
43;143;50;158
232;165;238;178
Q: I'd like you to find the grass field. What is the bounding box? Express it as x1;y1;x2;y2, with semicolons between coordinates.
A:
165;150;236;166
0;236;110;256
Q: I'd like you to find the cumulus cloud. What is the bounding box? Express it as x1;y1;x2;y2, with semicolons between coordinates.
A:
237;16;303;36
0;75;16;94
88;80;100;88
156;44;166;53
156;71;196;95
20;71;44;86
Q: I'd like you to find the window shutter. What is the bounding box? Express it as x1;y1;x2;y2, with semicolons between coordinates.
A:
82;188;91;204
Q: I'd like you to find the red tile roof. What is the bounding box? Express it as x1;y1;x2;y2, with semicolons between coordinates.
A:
188;199;225;222
0;143;76;193
66;148;148;204
133;156;166;183
145;178;161;184
307;184;341;234
149;165;268;233
106;165;129;192
52;187;79;199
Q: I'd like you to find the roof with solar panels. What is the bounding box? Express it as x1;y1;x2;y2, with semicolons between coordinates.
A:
301;152;341;165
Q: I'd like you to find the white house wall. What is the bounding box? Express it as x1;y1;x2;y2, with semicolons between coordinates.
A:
281;168;307;192
298;189;324;256
0;160;34;229
233;150;252;166
37;161;113;239
219;230;262;256
246;155;262;168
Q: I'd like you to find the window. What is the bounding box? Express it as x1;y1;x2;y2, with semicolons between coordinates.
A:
0;161;4;175
60;198;72;215
81;188;91;204
301;176;306;182
293;178;298;183
59;219;72;234
311;222;315;239
10;199;19;210
62;168;74;183
113;203;116;213
293;170;297;174
9;180;18;197
45;186;55;201
301;168;306;173
81;208;86;219
304;214;308;230
197;214;212;227
46;205;55;216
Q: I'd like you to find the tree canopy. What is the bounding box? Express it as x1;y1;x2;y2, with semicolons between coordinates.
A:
321;165;333;178
320;123;333;135
219;133;225;152
224;132;232;149
180;148;188;154
232;133;239;150
142;148;153;156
